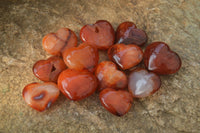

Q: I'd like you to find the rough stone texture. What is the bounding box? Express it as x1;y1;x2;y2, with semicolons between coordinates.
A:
0;0;200;132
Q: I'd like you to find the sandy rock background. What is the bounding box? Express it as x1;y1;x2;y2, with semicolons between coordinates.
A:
0;0;200;132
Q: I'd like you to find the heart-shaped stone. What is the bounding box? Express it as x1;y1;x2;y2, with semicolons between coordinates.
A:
128;68;161;98
80;20;115;50
144;42;181;75
62;43;99;72
99;88;133;116
22;82;60;112
42;28;77;56
108;44;143;70
95;61;127;91
58;69;98;101
116;21;147;46
33;56;66;82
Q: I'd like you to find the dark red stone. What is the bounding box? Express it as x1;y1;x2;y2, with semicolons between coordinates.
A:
116;22;147;46
144;42;181;75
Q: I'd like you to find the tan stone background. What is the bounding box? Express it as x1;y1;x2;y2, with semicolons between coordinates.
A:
0;0;200;132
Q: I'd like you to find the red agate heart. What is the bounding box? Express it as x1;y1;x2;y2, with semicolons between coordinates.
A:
33;56;66;82
108;44;143;70
95;61;127;91
57;69;98;101
128;68;161;98
116;21;147;46
99;88;133;116
62;43;99;72
80;20;115;50
42;28;77;56
144;42;181;75
22;82;60;112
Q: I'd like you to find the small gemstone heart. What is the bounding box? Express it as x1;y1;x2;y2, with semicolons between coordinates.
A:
144;42;181;74
58;69;98;101
33;56;66;82
42;28;77;56
128;68;161;98
62;43;99;72
108;44;143;70
100;88;133;116
22;82;60;112
95;61;127;91
80;20;115;50
116;21;147;46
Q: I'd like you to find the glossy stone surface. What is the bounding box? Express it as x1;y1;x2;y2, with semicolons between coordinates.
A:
116;22;147;46
33;56;66;82
99;88;133;116
62;43;99;72
144;42;182;75
80;20;115;50
58;69;98;101
95;61;127;91
22;82;60;112
128;68;161;98
108;44;143;70
42;28;77;56
116;21;137;43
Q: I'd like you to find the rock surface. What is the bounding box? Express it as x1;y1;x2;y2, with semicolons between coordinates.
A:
0;0;200;132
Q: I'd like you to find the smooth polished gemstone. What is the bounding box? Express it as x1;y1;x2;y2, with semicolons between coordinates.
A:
95;61;127;91
144;42;181;75
57;69;98;101
116;22;147;46
33;56;66;82
108;43;143;70
116;21;137;43
62;43;99;72
128;68;161;98
22;82;60;112
42;28;77;56
80;20;115;50
100;88;133;116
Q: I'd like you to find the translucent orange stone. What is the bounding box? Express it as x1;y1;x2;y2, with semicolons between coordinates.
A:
108;43;143;70
100;88;133;116
58;69;98;101
42;28;77;56
80;20;115;50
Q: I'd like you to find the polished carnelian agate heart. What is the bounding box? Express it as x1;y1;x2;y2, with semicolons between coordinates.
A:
62;43;99;72
58;69;98;101
116;21;147;46
128;68;161;98
144;42;181;75
100;88;133;116
116;22;137;41
80;20;115;50
95;61;127;91
108;44;143;70
33;56;66;82
42;28;77;56
22;82;60;112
